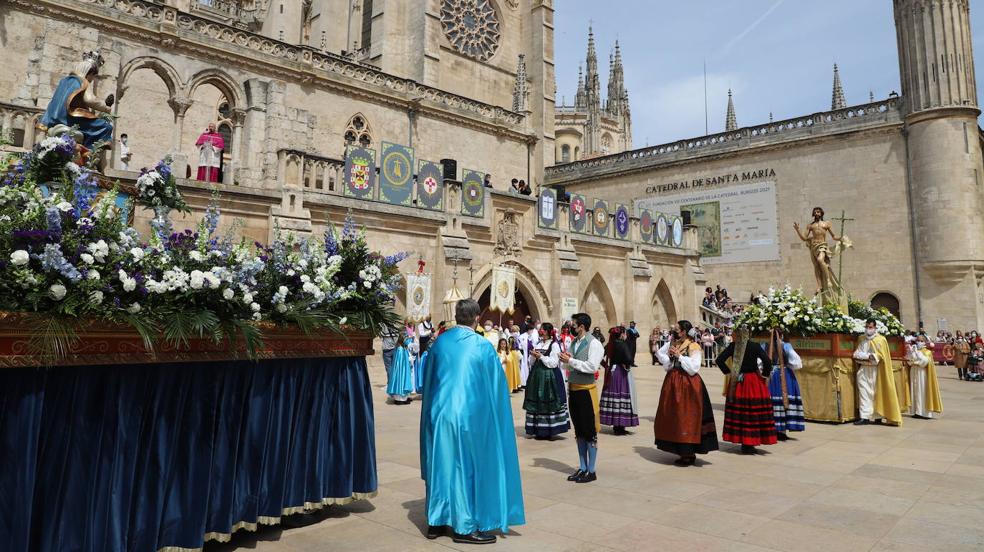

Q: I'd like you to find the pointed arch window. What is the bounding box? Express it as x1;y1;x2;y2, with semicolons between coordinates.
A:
344;114;373;148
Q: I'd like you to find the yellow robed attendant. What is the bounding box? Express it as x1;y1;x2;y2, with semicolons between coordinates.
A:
907;337;943;419
506;348;522;392
852;320;903;426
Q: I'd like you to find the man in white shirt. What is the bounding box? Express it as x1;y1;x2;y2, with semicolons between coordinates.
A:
559;312;604;483
118;133;132;170
417;316;434;353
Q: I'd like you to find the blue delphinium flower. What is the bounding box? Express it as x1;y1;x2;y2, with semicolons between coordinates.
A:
45;206;62;239
324;229;338;257
39;243;82;282
203;197;220;236
72;172;99;219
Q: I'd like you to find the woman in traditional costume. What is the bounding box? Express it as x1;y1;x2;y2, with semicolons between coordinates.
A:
654;320;719;466
716;329;778;453
387;335;415;405
767;333;806;440
599;327;639;435
523;323;571;439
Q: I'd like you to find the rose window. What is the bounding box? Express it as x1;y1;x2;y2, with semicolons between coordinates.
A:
440;0;501;62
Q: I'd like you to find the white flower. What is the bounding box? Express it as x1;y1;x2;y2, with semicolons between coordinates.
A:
49;283;67;301
56;201;73;212
223;288;234;300
339;317;347;325
300;275;311;283
252;312;262;321
79;217;93;227
127;302;141;314
276;303;288;313
9;250;29;266
242;292;254;304
250;302;261;312
86;269;100;281
89;290;104;305
130;248;145;262
278;285;288;296
86;240;109;262
189;251;204;262
189;270;205;290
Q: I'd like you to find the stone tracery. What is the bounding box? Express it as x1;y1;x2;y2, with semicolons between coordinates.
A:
440;0;501;62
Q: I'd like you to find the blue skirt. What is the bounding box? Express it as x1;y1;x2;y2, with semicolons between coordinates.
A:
768;367;805;432
387;348;415;397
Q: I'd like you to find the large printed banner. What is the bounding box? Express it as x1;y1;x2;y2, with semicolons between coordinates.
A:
538;188;558;229
378;142;414;206
614;203;630;240
416;160;444;210
637;181;779;263
460;169;485;217
639;209;654;243
592;199;610;237
343;145;377;200
569;194;587;233
406;272;431;323
490;264;517;313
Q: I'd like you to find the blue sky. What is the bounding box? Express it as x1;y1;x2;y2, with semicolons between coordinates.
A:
554;0;984;148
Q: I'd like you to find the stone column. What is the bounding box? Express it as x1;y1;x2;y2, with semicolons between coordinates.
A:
167;96;192;177
226;108;246;186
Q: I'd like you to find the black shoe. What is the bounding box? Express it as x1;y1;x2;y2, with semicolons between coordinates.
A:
426;525;449;540
853;419;871;425
575;471;597;483
567;469;584;481
740;445;756;455
777;432;789;441
452;531;496;545
673;456;696;467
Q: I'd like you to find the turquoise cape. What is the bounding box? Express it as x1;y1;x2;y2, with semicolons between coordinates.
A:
41;75;113;148
419;326;525;534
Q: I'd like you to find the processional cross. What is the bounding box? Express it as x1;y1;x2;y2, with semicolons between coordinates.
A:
831;210;854;286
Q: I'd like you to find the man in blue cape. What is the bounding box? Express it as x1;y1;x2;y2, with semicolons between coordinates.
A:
419;299;525;544
40;51;115;149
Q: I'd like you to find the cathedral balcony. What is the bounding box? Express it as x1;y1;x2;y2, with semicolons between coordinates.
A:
0;101;43;154
187;0;261;30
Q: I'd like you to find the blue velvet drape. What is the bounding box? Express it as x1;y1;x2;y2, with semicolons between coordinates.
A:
0;356;377;552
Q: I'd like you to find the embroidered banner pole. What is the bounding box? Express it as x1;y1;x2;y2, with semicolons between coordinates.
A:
405;272;432;323
490;264;517;313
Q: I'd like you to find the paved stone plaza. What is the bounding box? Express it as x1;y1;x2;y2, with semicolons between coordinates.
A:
207;355;984;552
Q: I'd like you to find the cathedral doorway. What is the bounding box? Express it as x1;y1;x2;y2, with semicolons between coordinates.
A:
476;286;537;329
870;292;901;322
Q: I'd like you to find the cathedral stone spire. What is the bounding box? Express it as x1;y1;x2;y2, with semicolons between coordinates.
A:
832;63;847;110
512;54;529;113
607;40;626;116
725;89;737;131
584;25;601;111
574;64;585;108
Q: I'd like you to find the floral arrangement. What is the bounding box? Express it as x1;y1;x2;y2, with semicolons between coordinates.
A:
734;285;905;337
0;133;408;358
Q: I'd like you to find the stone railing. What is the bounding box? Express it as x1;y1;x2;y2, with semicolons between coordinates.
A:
277;149;344;193
40;0;527;131
555;105;579;115
0;102;44;151
545;97;902;183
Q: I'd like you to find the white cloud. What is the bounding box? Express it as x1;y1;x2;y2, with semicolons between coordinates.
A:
718;0;788;58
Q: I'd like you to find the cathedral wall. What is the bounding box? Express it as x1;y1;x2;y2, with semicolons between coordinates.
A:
561;129;920;325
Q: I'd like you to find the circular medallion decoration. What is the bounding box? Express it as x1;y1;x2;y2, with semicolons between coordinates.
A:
656;214;669;245
593;205;609;233
570;196;586;231
412;285;425;306
640;210;653;241
382;150;412;188
440;0;501;62
671;217;684;247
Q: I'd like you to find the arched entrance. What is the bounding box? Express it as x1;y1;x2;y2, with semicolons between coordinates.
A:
470;260;550;328
581;272;618;330
476;286;537;329
870;292;901;321
652;279;677;328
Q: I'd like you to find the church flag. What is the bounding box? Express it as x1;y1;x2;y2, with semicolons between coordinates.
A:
378;141;414;206
655;213;669;245
569;194;587;233
538;188;557;229
614;203;630;240
671;216;684;248
344;145;377;200
416;159;445;210
640;209;654;242
406;272;431;323
460;169;485;217
593;199;610;237
490;264;517;313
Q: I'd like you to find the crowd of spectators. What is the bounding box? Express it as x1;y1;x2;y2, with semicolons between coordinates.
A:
701;285;744;317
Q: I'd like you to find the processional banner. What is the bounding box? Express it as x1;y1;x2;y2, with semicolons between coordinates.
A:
416;160;445;210
655;213;669;245
490;265;517;313
538;188;557;229
378;142;414;206
639;209;654;243
671;216;684;248
593;199;610;237
614;203;630;240
406;272;431;323
569;194;587;233
343;145;376;200
460;169;485;217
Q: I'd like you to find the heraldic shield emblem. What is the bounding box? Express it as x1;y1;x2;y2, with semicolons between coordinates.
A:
615;204;630;239
416;160;445;210
593;199;610;237
640;209;654;242
344;145;377;199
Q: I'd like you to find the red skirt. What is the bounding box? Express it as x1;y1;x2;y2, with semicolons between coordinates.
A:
722;374;778;446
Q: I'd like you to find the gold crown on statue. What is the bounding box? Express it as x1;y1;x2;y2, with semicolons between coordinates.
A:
82;51;105;68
